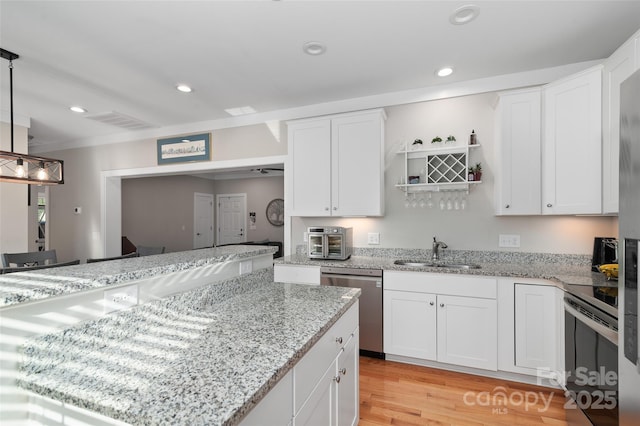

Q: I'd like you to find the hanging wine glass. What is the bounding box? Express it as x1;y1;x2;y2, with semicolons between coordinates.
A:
427;192;434;209
439;196;446;210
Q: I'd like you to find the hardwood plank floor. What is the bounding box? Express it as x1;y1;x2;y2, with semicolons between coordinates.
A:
359;357;569;426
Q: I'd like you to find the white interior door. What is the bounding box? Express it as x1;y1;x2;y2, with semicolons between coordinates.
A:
194;192;214;249
216;194;247;246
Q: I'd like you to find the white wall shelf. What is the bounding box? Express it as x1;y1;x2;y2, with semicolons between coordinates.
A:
396;143;483;194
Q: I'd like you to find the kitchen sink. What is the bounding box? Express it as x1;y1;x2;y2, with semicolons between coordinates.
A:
393;259;481;269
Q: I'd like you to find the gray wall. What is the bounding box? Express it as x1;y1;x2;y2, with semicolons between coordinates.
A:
121;175;284;253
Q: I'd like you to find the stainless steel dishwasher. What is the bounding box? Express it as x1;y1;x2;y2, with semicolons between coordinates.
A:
320;266;384;358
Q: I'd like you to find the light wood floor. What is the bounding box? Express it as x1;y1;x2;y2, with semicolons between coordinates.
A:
359;357;569;426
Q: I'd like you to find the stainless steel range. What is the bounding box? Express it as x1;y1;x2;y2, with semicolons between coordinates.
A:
564;280;619;426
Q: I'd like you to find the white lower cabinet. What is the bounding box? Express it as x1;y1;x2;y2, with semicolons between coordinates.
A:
241;302;358;426
274;264;321;285
383;271;498;371
293;303;359;426
497;279;562;380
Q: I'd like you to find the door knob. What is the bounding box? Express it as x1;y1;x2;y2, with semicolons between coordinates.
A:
505;205;510;209
440;303;445;308
547;203;553;208
429;301;434;306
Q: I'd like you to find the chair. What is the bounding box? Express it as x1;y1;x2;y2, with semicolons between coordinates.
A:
2;249;57;268
0;259;80;274
136;246;165;256
86;252;139;263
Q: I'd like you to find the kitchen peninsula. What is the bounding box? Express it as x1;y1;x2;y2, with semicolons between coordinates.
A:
15;268;360;425
2;246;362;425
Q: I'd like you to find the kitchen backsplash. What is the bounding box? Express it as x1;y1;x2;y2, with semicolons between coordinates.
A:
294;245;591;266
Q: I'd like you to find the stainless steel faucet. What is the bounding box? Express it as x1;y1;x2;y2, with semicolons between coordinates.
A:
432;237;448;261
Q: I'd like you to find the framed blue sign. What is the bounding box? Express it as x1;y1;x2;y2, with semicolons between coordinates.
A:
157;133;211;165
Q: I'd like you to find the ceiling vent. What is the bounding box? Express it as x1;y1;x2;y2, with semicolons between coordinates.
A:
84;111;156;131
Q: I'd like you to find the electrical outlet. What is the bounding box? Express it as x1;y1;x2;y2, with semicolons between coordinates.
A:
303;232;309;242
368;232;380;245
239;260;252;275
104;284;138;313
499;234;521;248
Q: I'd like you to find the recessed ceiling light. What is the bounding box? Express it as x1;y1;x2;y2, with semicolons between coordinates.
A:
69;106;87;113
303;41;326;56
225;106;257;116
450;4;480;25
176;84;192;93
436;67;454;77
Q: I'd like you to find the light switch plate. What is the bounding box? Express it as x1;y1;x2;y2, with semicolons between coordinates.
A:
499;234;521;248
104;284;138;313
368;232;380;245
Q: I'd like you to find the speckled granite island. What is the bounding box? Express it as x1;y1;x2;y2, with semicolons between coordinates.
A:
0;246;281;425
16;268;361;425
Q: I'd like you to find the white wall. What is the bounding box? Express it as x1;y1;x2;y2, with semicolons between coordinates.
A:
35;122;286;262
0;122;29;256
291;93;617;254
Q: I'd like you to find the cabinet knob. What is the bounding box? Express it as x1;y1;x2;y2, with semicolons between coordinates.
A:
546;203;552;208
440;303;445;308
340;367;347;375
333;207;338;211
429;301;434;306
325;207;329;211
334;375;341;383
335;336;343;344
505;204;510;209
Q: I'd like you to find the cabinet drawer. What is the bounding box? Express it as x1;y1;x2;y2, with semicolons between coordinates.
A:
294;302;358;413
274;265;321;285
384;271;497;299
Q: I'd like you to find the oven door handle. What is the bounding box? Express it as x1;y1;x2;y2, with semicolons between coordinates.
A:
564;301;618;346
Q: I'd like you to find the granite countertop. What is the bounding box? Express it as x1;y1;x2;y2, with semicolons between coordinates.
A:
275;249;610;288
17;268;360;425
0;245;278;309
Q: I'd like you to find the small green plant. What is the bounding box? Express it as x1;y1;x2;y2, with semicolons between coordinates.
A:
412;138;423;146
431;136;442;143
474;162;482;172
446;135;456;142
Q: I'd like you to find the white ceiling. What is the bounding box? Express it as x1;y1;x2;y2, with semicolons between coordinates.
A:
1;1;640;154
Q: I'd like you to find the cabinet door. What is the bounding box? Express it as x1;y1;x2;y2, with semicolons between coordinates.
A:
287;119;332;216
514;284;557;371
495;88;542;215
330;111;385;216
603;37;636;214
542;66;602;215
294;362;336;426
383;290;436;360
436;295;497;371
336;329;359;426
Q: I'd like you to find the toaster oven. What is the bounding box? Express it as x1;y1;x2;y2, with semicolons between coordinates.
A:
307;226;353;260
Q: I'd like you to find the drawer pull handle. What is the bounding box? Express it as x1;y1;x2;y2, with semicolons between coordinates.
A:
336;337;343;344
334;375;341;383
340;368;347;375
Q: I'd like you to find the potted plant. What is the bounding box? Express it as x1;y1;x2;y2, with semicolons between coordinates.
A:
411;139;423;150
431;136;442;144
446;135;456;143
473;162;482;181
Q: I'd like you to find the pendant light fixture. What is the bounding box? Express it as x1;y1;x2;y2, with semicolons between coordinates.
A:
0;48;64;185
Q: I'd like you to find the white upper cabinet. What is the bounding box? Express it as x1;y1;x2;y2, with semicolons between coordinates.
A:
602;30;639;214
542;66;603;215
287;119;332;216
287;109;385;217
495;88;542;215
